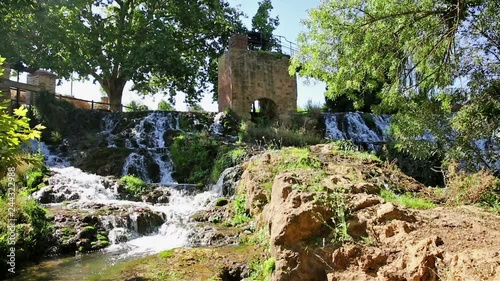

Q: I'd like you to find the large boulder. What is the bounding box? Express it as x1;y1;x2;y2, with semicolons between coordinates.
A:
261;172;334;281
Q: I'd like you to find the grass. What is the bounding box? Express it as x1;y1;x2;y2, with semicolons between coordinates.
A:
380;189;436;209
329;140;381;162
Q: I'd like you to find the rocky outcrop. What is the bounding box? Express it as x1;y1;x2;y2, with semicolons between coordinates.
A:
262;173;333;281
49;202;166;252
235;145;500;281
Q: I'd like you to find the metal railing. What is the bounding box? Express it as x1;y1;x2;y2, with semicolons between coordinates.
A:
8;88;132;112
247;33;299;57
273;35;299;57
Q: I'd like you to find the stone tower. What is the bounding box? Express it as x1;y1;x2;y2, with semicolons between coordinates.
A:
218;34;297;119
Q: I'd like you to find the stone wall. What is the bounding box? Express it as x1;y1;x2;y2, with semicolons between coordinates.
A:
27;70;57;93
218;34;297;119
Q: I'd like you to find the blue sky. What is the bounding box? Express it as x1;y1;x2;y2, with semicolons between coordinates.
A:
28;0;326;111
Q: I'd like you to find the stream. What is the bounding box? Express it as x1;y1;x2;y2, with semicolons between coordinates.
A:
12;110;494;280
11;112;228;280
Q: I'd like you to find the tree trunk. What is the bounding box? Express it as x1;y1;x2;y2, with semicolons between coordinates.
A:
101;77;126;112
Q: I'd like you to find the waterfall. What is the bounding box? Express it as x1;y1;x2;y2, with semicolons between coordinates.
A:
122;153;150;183
117;111;179;184
210;112;225;136
323;112;390;150
100;114;118;148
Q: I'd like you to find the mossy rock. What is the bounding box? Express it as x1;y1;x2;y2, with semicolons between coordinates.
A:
215;198;229;207
74;147;132;177
88;246;265;281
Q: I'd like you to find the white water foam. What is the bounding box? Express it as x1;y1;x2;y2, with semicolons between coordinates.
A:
104;185;222;258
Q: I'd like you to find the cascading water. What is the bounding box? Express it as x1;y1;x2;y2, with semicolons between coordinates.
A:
323;112;391;150
17;111;233;280
121;112;178;184
210;112;225;136
100;113;119;148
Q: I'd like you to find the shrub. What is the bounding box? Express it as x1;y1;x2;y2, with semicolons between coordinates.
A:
230;194;250;226
0;194;53;279
32;91;73;140
0;103;44;176
211;147;247;182
170;133;218;184
248;257;276;281
240;123;324;148
120;175;148;197
125;100;149;112
22;165;49;194
444;163;499;211
157;100;175;111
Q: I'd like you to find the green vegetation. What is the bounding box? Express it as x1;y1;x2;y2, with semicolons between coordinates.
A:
0;104;44;175
240;228;269;248
0;61;53;278
215;198;229;207
157;100;175;111
1;1;244;111
211;147;246;182
250;0;280;52
248;257;275;281
157;249;175;259
120;175;148;198
170;133;218;184
330;140;381;162
239;121;324;148
317;190;352;244
125;101;149;112
32;90;74;141
292;0;500;174
380;189;436;210
442;165;500;213
0;193;53;278
230;194;250;226
20;163;49;194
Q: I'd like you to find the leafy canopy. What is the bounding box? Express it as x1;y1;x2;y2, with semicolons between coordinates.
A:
0;0;244;110
251;0;279;37
292;0;500;172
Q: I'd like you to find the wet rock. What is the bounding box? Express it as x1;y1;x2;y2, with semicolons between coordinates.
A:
135;211;165;235
141;188;170;204
219;166;244;196
32;186;56;204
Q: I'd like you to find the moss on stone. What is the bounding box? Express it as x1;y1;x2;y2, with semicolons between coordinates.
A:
75;147;132;177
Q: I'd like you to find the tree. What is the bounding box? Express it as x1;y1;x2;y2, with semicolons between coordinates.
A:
157;100;175;111
0;0;244;112
291;0;500;172
250;0;280;51
125;100;148;112
252;0;279;38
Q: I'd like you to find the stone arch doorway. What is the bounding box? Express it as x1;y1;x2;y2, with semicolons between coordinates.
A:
251;98;278;122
